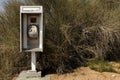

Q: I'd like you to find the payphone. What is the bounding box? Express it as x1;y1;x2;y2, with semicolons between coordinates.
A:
20;6;43;71
20;6;43;52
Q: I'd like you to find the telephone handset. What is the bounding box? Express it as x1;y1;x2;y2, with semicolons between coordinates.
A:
27;24;39;39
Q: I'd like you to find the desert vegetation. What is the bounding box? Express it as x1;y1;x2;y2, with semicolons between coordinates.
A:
0;0;120;80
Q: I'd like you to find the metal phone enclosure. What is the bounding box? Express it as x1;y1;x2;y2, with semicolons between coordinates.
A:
20;6;43;52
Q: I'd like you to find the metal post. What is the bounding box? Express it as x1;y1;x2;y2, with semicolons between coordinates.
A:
31;52;36;71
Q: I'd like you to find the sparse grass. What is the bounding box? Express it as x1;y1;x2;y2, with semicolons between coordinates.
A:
87;58;117;73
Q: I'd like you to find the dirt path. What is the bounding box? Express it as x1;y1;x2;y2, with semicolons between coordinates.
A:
50;67;120;80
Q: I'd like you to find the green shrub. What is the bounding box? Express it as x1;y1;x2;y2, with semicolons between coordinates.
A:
87;58;117;73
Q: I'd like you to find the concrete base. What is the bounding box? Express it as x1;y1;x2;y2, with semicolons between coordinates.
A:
17;71;50;80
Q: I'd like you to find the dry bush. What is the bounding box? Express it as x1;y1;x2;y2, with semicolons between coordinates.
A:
33;0;120;74
0;0;31;80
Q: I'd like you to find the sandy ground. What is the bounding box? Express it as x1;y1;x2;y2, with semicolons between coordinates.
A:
50;67;120;80
13;62;120;80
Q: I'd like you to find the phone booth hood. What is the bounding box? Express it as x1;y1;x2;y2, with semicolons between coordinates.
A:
20;6;43;52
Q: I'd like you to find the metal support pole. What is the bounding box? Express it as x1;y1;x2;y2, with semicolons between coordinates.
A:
31;52;36;71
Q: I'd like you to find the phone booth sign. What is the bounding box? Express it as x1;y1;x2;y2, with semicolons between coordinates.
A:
20;6;43;52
